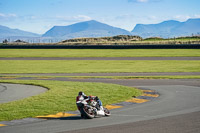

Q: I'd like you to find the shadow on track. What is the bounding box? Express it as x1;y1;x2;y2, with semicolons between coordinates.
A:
38;116;82;121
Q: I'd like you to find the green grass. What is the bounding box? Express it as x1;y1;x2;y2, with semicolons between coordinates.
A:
0;49;200;57
56;75;200;79
0;48;199;122
0;60;199;73
1;75;200;80
89;75;200;79
0;80;142;121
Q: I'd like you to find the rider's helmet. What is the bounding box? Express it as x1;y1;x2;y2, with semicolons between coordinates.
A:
78;91;86;96
95;96;99;101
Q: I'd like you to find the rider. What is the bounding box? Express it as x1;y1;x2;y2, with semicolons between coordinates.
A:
76;91;88;110
76;91;88;102
94;96;103;111
76;91;103;111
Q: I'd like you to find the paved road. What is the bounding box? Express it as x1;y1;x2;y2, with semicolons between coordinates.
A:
0;57;200;60
0;78;200;133
61;111;200;133
0;83;47;104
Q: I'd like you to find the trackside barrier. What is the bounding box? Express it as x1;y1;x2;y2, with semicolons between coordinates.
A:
0;44;200;49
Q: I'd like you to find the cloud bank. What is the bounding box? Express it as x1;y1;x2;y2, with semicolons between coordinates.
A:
128;0;162;3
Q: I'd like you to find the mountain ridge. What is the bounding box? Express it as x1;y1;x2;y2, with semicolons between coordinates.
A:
0;25;40;38
1;18;200;42
131;18;200;38
42;20;132;38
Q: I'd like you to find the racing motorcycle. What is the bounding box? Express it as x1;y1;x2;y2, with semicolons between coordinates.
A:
76;97;111;119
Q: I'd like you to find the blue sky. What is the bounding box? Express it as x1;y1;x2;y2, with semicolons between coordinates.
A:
0;0;200;34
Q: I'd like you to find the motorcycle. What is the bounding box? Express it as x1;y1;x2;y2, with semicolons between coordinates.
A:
76;97;111;119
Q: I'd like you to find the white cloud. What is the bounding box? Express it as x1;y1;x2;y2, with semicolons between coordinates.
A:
0;13;17;18
194;14;200;18
0;13;5;17
173;15;190;21
72;15;92;21
128;0;148;3
172;14;200;22
128;0;162;3
137;0;148;2
55;15;92;22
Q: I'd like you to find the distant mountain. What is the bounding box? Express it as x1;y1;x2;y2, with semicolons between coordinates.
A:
1;18;200;43
42;20;131;38
131;18;200;38
0;25;40;38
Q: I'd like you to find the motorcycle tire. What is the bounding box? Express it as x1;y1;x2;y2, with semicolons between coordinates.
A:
80;107;95;119
104;108;111;116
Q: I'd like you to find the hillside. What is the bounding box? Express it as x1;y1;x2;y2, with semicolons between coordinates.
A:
1;18;200;43
42;20;132;38
61;35;142;43
0;25;40;38
131;18;200;38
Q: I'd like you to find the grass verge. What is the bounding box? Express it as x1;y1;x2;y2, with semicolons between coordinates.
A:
57;75;200;79
0;60;199;73
85;75;200;79
1;75;200;80
0;80;142;121
0;49;200;57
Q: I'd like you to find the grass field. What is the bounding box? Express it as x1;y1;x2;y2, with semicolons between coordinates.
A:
0;48;199;121
52;75;200;79
0;60;199;73
80;75;200;79
0;80;142;121
0;49;200;57
1;75;200;79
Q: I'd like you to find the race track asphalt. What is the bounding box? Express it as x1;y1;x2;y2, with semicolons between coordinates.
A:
0;83;47;104
0;78;200;133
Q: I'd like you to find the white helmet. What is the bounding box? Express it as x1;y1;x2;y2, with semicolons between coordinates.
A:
78;91;86;96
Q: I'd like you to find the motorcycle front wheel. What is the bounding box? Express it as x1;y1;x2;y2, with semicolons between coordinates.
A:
104;108;111;116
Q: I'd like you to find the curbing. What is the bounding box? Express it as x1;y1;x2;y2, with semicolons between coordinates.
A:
0;124;6;127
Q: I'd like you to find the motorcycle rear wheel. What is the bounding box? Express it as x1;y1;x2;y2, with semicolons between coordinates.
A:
81;107;95;119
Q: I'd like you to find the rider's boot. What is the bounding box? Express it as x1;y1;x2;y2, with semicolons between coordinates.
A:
100;106;104;111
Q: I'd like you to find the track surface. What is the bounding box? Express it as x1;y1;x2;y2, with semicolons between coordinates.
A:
0;78;200;133
61;111;200;133
0;83;47;104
